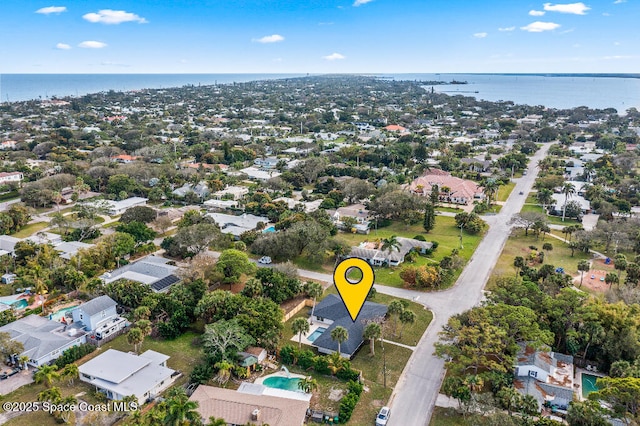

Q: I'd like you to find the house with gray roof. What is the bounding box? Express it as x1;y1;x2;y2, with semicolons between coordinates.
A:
348;237;433;267
79;349;177;405
0;315;87;367
311;294;387;358
100;255;180;293
206;212;269;238
172;181;210;199
71;295;118;332
514;343;575;411
0;235;21;257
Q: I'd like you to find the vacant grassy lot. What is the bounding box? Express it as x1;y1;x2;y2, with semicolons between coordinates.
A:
488;228;592;289
496;182;516;202
430;407;470;426
520;203;582;226
336;216;484;288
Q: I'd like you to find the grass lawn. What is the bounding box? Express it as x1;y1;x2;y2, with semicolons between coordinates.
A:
520;203;581;226
11;222;49;238
435;206;463;213
334;216;484;289
430;407;470;426
488;228;591;289
496;182;516;202
281;289;433;425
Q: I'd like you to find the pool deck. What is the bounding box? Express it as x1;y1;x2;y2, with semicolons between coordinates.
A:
289;320;328;347
575;367;606;401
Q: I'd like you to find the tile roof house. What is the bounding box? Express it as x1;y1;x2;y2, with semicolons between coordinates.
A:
79;349;177;405
311;294;387;358
348;237;433;267
0;172;24;185
0;315;87;367
409;168;484;205
100;255;180;293
514;343;575;411
189;385;309;426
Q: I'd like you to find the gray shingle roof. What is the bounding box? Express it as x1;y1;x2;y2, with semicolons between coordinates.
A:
312;294;387;357
76;295;117;317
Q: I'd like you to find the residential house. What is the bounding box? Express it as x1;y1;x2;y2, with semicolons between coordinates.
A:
0;235;21;257
0;140;17;150
239;167;282;181
460;158;492;173
253;157;282;170
172;181;210;199
514;343;575;411
53;241;94;260
550;181;591;215
85;197;148;216
189;385;309;426
212;185;249;201
100;255;180;293
0;172;23;185
0;315;87;367
112;154;139;164
70;295;118;332
328;203;371;233
79;349;177;405
311;294;388;358
348;237;433;267
206;212;269;238
409;168;484;205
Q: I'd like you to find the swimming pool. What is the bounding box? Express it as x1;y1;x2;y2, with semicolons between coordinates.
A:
11;299;28;310
307;327;327;343
582;373;601;398
49;306;76;322
262;376;302;392
262;226;276;233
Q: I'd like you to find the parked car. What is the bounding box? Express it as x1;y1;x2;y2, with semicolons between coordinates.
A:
519;191;524;195
7;368;20;377
375;406;390;426
258;256;272;264
0;372;7;380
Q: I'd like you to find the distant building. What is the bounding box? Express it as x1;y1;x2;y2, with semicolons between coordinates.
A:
348;237;433;267
100;255;180;293
85;197;148;216
206;212;269;238
111;154;139;164
239;167;282;181
0;235;21;257
0;172;23;185
409;168;484;205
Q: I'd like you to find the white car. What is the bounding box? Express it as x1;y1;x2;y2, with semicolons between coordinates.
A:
375;407;390;426
258;256;272;264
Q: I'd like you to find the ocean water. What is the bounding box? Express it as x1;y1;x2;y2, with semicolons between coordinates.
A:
0;73;306;103
1;73;638;112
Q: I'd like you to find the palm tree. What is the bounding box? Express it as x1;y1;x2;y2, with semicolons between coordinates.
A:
363;322;381;356
398;309;416;339
381;235;401;253
18;355;30;371
387;299;405;337
297;376;319;394
214;361;234;387
561;182;576;222
605;272;619;289
577;260;591;288
37;386;62;403
208;418;228;426
61;363;79;386
59;395;78;423
463;374;484;393
162;387;200;426
483;179;499;207
536;188;554;212
291;317;310;349
136;319;152;337
330;326;349;356
34;364;60;388
127;327;144;354
305;281;323;321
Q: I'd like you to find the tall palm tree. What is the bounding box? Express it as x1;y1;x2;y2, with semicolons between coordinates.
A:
577;260;591;288
291;318;310;349
127;327;144;354
398;309;417;339
136;319;153;337
536;188;554;212
37;386;62;403
59;395;78;423
208;418;228;426
387;299;405;337
605;272;619;289
381;235;401;253
162;388;200;426
214;361;234;387
305;281;323;320
330;326;349;356
34;364;60;388
61;363;79;386
18;355;30;371
363;322;381;356
561;182;576;222
482;179;499;207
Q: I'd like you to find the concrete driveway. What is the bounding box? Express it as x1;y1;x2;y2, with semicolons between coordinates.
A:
0;370;34;396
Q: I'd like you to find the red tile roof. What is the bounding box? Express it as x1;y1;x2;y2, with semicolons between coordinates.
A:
409;169;483;201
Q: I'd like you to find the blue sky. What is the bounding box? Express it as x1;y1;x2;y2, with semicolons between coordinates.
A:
1;0;638;73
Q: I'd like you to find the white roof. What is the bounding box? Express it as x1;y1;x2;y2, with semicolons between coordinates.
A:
239;167;282;181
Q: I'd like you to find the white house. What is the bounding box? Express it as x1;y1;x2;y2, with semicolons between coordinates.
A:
0;172;23;185
206;213;270;238
0;315;87;367
86;197;148;216
79;349;177;405
100;256;180;293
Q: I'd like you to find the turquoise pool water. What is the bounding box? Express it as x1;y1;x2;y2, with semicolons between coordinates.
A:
11;299;28;309
262;376;302;392
308;327;327;343
582;373;601;398
49;306;75;322
262;226;276;233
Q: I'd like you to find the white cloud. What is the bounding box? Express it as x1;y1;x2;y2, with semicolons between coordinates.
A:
473;32;488;38
323;53;345;61
83;9;147;24
543;2;591;15
35;6;66;14
520;21;561;32
498;26;516;31
529;10;546;16
353;0;374;6
78;41;107;49
253;34;285;43
55;43;71;50
613;0;626;3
